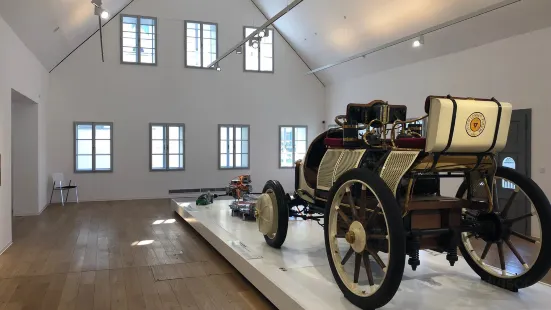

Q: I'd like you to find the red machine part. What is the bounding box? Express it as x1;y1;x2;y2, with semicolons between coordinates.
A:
227;175;252;199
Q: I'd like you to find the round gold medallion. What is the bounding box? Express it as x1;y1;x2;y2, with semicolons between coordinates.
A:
466;112;486;137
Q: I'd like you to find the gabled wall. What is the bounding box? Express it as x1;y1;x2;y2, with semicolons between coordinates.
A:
47;0;325;201
0;15;49;251
326;26;551;198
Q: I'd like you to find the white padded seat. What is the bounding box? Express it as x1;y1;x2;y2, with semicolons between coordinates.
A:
424;96;512;153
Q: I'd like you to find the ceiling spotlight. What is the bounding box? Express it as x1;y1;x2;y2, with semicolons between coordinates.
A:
92;1;108;19
236;45;243;54
413;35;424;48
216;66;221;71
258;30;265;38
251;41;259;49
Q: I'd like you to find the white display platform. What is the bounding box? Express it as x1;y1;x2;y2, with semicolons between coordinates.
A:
173;198;551;310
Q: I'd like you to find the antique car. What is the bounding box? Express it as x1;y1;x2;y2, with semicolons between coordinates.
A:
254;96;551;309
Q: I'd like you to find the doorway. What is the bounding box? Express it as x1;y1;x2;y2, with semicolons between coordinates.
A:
11;89;39;217
496;109;532;236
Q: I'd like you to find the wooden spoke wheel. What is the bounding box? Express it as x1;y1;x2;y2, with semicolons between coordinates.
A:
457;167;551;290
325;169;405;310
257;180;289;248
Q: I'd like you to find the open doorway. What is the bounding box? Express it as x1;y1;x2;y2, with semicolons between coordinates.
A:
11;89;39;217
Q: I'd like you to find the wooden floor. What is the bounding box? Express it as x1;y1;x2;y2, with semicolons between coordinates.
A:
0;199;276;310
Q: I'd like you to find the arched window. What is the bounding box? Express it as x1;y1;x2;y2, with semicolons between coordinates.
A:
502;157;516;189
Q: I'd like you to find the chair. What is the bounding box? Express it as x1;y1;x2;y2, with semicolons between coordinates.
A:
50;173;79;206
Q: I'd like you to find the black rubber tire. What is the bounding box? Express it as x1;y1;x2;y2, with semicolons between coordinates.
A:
456;166;551;290
324;169;406;310
263;180;289;248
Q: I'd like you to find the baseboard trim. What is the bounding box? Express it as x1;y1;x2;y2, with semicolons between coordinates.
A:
64;192;227;203
14;204;49;217
0;242;13;255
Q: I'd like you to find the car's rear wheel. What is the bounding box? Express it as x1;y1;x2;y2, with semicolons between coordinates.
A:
457;167;551;290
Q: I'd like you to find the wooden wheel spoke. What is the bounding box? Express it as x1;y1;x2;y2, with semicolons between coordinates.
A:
501;189;519;218
363;252;374;286
511;230;540;244
368;234;388;240
506;212;534;224
480;242;492;260
353;253;362;283
365;211;377;228
367;249;386;270
497;241;506;274
346;187;360;221
359;186;367;222
493;179;501;212
336;208;351;226
341;247;354;265
505;239;527;267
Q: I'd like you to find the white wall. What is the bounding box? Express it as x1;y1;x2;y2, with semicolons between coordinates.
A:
326;26;551;198
47;0;325;201
0;15;49;251
11;95;39;216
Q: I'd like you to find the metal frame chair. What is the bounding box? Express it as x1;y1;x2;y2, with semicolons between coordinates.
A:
49;173;79;206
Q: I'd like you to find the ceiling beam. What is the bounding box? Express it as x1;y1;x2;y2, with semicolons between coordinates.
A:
248;0;325;87
205;0;304;69
306;0;521;75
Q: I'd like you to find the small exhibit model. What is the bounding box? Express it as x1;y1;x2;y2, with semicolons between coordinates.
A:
196;192;218;205
227;175;258;220
254;96;551;309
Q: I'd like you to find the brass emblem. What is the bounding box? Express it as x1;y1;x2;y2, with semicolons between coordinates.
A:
466;112;486;137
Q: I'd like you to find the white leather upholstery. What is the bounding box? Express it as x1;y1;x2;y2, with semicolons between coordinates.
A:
425;97;512;153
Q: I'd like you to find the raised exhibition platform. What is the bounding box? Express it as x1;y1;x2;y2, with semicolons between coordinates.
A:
172;198;550;310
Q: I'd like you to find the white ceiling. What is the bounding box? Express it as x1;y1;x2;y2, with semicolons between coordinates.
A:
253;0;551;84
0;0;129;71
1;0;550;84
254;0;503;67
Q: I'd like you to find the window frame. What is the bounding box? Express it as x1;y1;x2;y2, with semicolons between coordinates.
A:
243;26;274;73
149;123;186;172
120;14;158;65
184;20;219;69
279;125;308;169
74;122;114;173
218;124;250;170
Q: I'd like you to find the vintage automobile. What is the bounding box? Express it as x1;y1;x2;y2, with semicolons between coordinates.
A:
254;96;551;309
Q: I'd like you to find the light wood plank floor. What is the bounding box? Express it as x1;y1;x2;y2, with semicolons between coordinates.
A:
0;199;276;310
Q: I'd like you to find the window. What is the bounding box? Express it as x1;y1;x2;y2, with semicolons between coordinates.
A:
185;21;218;68
280;126;307;168
121;15;157;64
150;124;185;171
244;27;274;72
74;122;113;172
219;125;249;169
411;118;427;137
502;157;516;189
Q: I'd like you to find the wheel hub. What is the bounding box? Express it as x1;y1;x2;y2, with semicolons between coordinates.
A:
477;212;508;242
347;221;367;253
256;192;277;236
345;231;355;244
